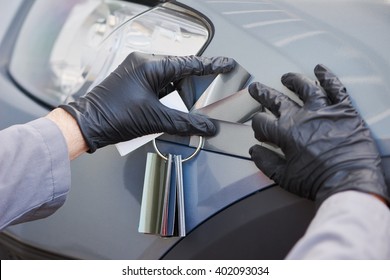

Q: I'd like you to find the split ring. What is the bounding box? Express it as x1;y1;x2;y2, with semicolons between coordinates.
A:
152;136;204;163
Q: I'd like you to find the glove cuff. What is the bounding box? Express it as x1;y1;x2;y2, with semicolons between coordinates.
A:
315;168;390;207
59;103;98;153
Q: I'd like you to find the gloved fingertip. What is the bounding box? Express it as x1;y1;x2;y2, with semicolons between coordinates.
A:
280;73;289;81
203;119;218;136
314;64;334;75
249;145;256;156
280;72;294;86
249;144;272;160
248;82;261;97
212;56;236;73
191;114;217;136
224;57;236;68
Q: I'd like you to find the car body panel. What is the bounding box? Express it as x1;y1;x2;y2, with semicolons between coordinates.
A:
0;0;389;259
183;0;390;155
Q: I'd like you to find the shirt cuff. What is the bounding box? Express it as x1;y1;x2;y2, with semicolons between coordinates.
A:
287;191;390;259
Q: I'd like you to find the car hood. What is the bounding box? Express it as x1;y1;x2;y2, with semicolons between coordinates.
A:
180;0;390;156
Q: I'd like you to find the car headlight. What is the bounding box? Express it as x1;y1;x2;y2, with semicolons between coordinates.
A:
9;0;212;107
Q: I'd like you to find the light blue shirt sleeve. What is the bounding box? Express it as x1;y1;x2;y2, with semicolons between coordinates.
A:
0;118;71;230
287;191;390;259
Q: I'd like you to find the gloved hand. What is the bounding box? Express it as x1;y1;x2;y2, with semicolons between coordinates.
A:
249;64;389;206
60;52;235;152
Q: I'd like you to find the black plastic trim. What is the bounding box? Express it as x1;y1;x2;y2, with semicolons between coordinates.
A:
0;232;75;260
165;1;215;56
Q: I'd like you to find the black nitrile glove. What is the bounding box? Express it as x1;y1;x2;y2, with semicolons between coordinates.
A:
249;64;389;206
60;52;235;152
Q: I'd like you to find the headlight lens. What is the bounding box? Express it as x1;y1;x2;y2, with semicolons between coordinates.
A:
9;0;211;106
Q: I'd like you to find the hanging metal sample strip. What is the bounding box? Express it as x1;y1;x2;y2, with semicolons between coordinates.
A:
138;136;204;237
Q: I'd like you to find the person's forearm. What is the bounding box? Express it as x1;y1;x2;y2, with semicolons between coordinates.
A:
0;118;71;229
46;108;88;160
286;191;390;259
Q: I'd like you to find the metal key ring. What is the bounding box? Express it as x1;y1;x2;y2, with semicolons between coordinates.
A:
152;136;204;163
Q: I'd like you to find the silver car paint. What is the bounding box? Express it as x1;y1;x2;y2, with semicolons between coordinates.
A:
0;0;389;259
